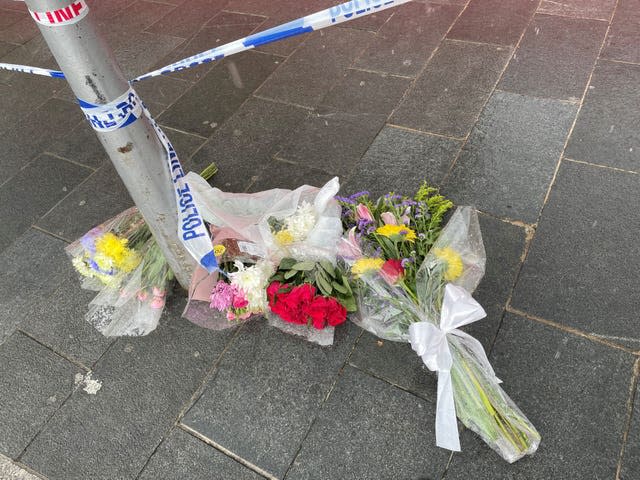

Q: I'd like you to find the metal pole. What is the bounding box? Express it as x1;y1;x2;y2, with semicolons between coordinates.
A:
23;0;195;288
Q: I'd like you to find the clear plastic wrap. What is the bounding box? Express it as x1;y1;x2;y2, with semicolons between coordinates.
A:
346;207;540;462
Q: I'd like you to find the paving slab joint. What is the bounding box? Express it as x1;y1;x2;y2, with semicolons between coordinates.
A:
616;357;639;479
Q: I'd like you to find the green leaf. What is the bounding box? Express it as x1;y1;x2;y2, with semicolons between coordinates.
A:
339;295;357;312
291;261;316;271
319;260;336;278
279;258;297;270
316;273;333;295
331;281;348;294
284;269;298;280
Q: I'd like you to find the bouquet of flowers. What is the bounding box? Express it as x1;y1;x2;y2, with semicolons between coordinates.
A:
338;186;540;463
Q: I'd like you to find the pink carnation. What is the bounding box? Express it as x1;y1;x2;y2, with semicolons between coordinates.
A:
210;281;238;311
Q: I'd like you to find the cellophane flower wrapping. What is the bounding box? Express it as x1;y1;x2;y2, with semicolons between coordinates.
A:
183;174;345;344
66;208;173;337
346;207;540;462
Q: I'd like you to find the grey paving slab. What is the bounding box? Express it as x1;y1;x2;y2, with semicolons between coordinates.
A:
498;14;607;101
0;154;91;252
445;313;634;478
249;159;337;192
139;428;263;480
46;121;109;170
337;7;395;33
134;73;192;107
343;125;461;197
0;229;71;343
391;40;512;138
187;96;309;191
112;31;185;80
20;274;115;367
145;0;230;39
159;50;280;137
565;61;640;171
320;68;411;116
36;162;133;241
538;0;616;20
511;160;640;349
0;331;81;458
256;28;374;108
182;321;359;479
0;10;22;30
101;0;176;37
0;40;16;58
354;2;461;77
21;298;238;480
0;11;38;44
286;366;450;480
276;108;387;178
601;0;640;64
447;0;537;46
621;382;640;480
442;90;577;223
349;212;526;399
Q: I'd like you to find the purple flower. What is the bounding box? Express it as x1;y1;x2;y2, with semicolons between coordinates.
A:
401;258;412;268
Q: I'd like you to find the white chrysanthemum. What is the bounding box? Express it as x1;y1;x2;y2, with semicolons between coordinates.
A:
229;260;275;312
72;256;93;277
284;201;316;241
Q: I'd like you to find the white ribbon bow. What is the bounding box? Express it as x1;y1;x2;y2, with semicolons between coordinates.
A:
408;283;493;451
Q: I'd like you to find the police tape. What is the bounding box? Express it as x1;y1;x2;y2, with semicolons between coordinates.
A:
132;0;412;82
0;62;65;78
29;0;89;27
78;90;219;273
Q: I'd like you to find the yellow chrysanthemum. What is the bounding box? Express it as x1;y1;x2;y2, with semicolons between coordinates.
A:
352;257;384;277
274;229;295;246
433;247;464;281
213;244;226;257
375;224;417;242
94;233;140;272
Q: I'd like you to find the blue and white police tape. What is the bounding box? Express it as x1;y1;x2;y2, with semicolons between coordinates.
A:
0;62;65;78
77;89;219;274
132;0;412;82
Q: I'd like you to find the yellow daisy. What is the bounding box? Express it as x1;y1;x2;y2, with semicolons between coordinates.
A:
352;257;384;277
433;247;464;281
375;224;417;242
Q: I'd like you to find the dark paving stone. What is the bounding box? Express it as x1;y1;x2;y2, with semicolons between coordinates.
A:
354;2;461;77
0;98;85;183
601;0;640;64
445;313;634;477
20;274;115;367
565;61;640;172
336;6;395;32
0;332;81;458
343;125;461;197
101;0;176;37
46;121;108;170
145;0;230;39
256;28;374;108
349;212;526;399
187;96;309;191
621;382;640;479
159;50;280;137
182;321;359;479
0;154;91;251
443;90;577;223
391;40;512;138
538;0;616;20
0;8;24;28
114;32;185;80
447;0;538;46
276;108;386;178
0;12;39;44
286;366;450;480
320;68;412;116
249;159;337;192
21;298;238;480
0;229;71;343
139;428;263;480
498;14;607;101
0;40;17;58
511;160;640;349
37;162;133;241
134;74;191;108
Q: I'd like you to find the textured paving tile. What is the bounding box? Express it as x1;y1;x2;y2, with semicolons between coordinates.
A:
145;0;230;39
0;13;39;44
46;121;108;170
0;332;81;458
20;274;115;367
135;73;192;108
187;96;309;191
276;108;386;178
113;31;185;80
565;60;640;172
0;40;17;58
37;162;132;241
0;154;91;251
343;125;461;197
601;0;640;64
445;313;634;477
21;298;238;480
538;0;616;20
0;9;22;29
354;2;461;77
391;40;512;138
621;382;640;480
182;321;359;479
498;14;607;101
448;0;537;46
159;50;280;136
320;68;411;115
511;160;640;349
256;28;374;108
286;366;450;480
337;6;395;32
249;160;337;192
443;91;577;223
139;428;263;480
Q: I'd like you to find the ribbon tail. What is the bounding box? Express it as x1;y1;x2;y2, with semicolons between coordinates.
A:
435;371;461;452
